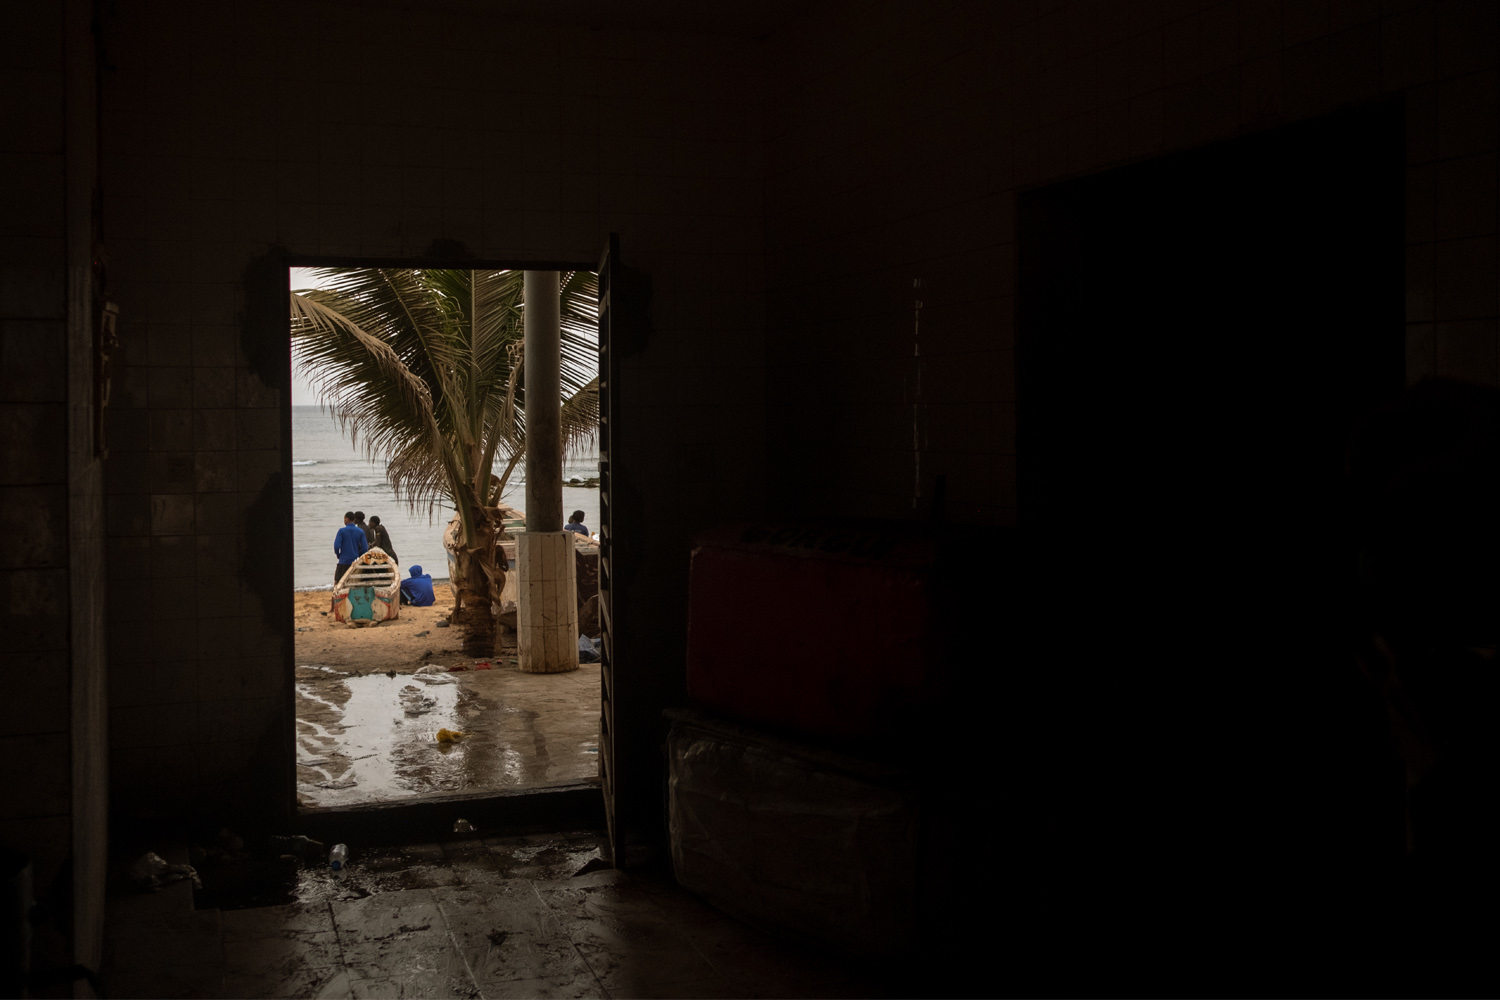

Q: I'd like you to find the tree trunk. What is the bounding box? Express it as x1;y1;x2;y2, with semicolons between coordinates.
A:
453;520;504;658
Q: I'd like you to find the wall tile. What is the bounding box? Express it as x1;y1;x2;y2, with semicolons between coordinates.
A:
149;409;195;451
1434;71;1499;159
1432;153;1499;240
0;265;65;320
149;451;195;494
0;485;67;570
150;493;196;535
148;367;194;408
1434;318;1499;385
1433;236;1499;319
0;568;68;654
0;734;70;818
1380;3;1436;90
0;404;66;484
194;450;238;493
0;320;66;403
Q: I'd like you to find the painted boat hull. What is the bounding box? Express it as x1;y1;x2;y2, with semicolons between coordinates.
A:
332;547;400;623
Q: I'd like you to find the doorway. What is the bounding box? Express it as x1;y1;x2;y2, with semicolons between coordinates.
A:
284;263;605;811
1014;100;1406;934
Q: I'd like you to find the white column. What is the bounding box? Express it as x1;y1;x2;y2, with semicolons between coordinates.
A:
519;270;578;672
516;530;579;673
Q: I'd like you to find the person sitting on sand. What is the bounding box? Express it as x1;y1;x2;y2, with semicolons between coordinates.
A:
334;511;368;584
563;510;590;536
368;515;397;562
400;564;435;607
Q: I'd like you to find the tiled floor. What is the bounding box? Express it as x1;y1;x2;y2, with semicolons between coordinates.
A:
103;832;888;999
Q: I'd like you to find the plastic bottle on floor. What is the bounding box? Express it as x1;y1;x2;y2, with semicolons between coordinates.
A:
329;844;348;871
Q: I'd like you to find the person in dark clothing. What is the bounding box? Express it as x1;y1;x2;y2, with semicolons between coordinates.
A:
334;511;368;583
400;564;435;606
354;510;375;546
368;515;397;562
563;510;589;536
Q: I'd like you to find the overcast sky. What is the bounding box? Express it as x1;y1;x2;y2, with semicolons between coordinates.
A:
289;267;326;407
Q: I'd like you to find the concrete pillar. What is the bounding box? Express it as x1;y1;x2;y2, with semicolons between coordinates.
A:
519;270;578;672
516;531;579;673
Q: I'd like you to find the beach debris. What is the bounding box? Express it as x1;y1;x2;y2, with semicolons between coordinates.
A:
400;684;438;715
453;818;476;834
449;665;470;672
413;664;457;685
435;728;466;743
579;594;600;635
129;852;201;891
316;778;358;790
578;635;601;663
296;626;313;632
472;662;492;671
435;619;451;628
415;630;430;637
387;670;396;679
321;611;328;616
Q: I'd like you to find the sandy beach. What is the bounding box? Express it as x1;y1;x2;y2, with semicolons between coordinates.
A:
293;583;518;672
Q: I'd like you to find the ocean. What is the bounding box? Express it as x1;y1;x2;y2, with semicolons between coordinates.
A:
292;406;601;590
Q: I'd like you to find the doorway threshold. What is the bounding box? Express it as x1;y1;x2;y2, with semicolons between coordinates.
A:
293;780;604;848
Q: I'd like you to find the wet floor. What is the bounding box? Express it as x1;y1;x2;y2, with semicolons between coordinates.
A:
195;832;608;912
296;662;600;808
109;832;899;999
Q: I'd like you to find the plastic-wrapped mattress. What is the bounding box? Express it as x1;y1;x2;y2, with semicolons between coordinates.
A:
665;707;919;958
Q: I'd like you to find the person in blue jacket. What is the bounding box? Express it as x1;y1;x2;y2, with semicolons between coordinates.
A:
334;510;368;583
400;564;435;607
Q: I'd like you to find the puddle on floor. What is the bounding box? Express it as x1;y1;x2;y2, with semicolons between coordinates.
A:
296;666;598;807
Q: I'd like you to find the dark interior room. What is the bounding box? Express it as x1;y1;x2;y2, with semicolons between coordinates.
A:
3;0;1499;996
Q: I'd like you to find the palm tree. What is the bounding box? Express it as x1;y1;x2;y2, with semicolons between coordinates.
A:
290;268;598;656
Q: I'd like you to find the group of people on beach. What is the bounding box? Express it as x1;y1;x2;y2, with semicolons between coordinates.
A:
333;507;594;609
332;510;394;579
333;510;435;606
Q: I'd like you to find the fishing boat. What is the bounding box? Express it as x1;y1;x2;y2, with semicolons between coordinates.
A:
445;504;526;608
332;547;401;624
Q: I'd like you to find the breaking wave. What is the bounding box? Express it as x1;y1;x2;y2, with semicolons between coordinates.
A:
294;482;385;489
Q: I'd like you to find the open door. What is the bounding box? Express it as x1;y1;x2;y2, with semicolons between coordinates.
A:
596;233;620;863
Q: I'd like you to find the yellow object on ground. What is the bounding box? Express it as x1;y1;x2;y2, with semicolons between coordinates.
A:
435;728;466;743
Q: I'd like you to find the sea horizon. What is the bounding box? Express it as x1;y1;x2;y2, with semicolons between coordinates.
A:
291;405;600;590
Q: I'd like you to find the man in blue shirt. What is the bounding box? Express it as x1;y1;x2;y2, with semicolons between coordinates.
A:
334;511;368;584
400;565;435;607
563;510;590;536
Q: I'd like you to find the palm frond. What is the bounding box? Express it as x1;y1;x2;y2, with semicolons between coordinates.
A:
292;266;600;532
289;291;445;465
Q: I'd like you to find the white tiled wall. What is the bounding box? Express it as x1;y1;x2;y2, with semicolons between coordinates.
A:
96;1;770;812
